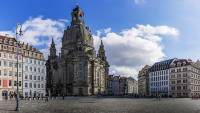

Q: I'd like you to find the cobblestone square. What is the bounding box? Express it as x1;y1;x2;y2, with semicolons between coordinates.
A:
0;97;200;113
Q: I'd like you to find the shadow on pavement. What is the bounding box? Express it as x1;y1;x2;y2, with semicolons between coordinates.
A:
0;108;16;112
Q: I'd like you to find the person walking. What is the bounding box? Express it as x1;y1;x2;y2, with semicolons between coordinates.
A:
62;94;65;100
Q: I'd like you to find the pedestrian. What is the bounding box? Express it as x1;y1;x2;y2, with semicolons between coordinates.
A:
158;94;161;101
62;94;65;100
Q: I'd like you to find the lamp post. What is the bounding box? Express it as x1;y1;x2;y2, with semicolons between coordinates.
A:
15;24;23;111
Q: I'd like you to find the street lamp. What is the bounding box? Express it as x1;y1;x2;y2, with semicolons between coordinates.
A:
15;24;23;111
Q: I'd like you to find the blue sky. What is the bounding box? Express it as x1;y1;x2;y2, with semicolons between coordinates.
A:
0;0;200;77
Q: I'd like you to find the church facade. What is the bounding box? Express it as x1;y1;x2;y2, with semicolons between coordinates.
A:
46;5;109;96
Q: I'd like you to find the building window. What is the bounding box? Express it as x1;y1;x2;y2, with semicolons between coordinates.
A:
177;86;181;90
9;80;12;86
38;84;40;88
38;76;40;80
41;77;44;81
25;92;28;96
19;72;22;77
30;59;32;64
171;86;175;90
25;75;28;80
25;83;28;88
30;67;32;71
0;70;1;76
183;73;187;77
171;81;175;84
183;86;187;90
171;69;175;73
4;69;7;76
9;71;12;76
29;75;32;80
4;61;7;67
34;83;36;88
0;61;1;66
29;83;32;88
177;74;181;78
177;80;181;84
19;64;22;68
4;53;6;58
9;62;12;67
177;68;181;72
171;75;175;78
34;76;36;80
183;68;187;71
34;67;36;72
183;79;187;83
14;63;17;68
41;84;43;88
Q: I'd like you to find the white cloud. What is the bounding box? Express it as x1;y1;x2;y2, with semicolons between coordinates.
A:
20;16;65;47
0;17;67;59
93;25;179;79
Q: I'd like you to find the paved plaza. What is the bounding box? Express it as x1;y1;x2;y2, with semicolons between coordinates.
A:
0;97;200;113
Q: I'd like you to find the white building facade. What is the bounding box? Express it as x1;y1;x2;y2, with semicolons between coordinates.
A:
149;59;176;97
23;57;46;98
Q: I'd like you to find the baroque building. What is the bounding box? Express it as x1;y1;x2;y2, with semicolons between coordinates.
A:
107;75;138;96
46;5;109;96
148;58;200;97
0;35;46;100
169;59;200;97
138;65;151;96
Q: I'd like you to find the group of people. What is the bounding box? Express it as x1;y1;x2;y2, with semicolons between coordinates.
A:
8;92;17;100
191;95;200;100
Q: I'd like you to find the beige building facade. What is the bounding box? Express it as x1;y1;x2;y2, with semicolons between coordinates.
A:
170;59;200;97
0;35;45;100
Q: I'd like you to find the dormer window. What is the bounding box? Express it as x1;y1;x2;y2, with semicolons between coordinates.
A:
4;39;7;43
177;62;181;66
9;40;13;45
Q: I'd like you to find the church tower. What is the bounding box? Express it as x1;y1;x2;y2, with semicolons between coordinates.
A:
46;38;59;97
98;40;107;61
97;40;110;94
50;38;57;59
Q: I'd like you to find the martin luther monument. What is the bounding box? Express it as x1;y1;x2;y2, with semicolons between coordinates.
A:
46;5;109;96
